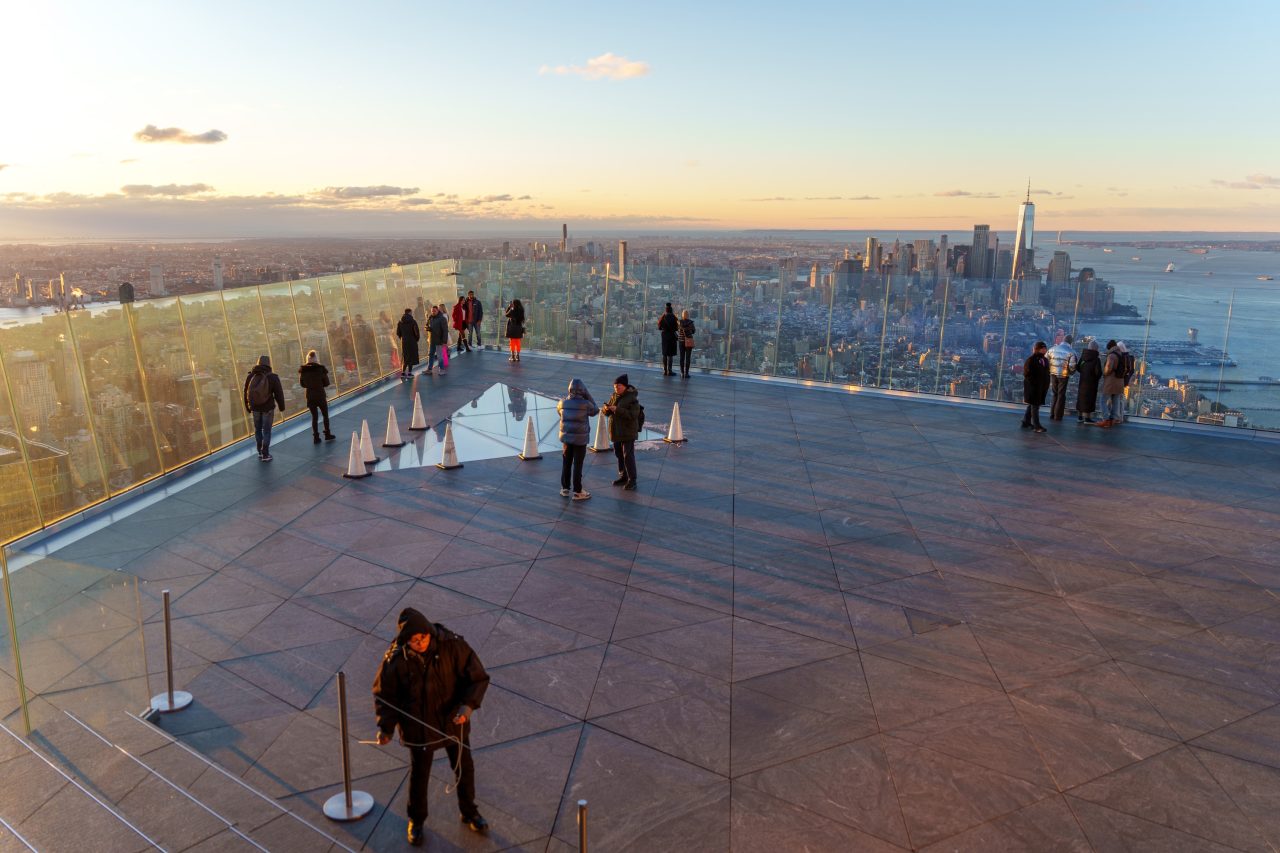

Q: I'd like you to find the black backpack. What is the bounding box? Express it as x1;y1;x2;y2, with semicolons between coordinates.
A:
248;372;272;407
1122;352;1136;381
636;403;645;431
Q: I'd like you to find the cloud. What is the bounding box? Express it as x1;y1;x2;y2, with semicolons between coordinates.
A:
119;158;139;165
933;189;1001;198
402;198;434;206
1212;174;1280;190
121;183;215;196
134;124;228;144
0;164;8;171
539;52;650;81
319;185;419;199
746;195;879;202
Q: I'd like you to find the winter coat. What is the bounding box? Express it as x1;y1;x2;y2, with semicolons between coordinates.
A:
297;362;331;405
1046;341;1078;377
606;385;641;442
396;315;420;366
677;317;696;348
1022;353;1050;406
1102;349;1128;395
465;297;483;324
451;303;467;332
557;379;599;446
658;311;678;356
243;364;285;413
1075;349;1103;413
427;313;449;346
372;608;489;750
505;304;525;339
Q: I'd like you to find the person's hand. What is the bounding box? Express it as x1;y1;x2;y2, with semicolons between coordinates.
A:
376;730;391;746
452;712;468;725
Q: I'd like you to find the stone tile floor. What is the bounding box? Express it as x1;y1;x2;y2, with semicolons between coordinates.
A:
7;348;1280;851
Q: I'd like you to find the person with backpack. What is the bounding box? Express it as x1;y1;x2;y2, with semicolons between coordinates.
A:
243;355;285;461
1099;339;1128;428
1021;341;1050;434
425;305;449;375
677;310;696;378
557;378;599;501
601;373;642;490
395;308;420;379
298;350;336;443
1046;333;1078;421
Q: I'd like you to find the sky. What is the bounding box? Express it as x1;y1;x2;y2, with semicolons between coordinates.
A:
2;0;1278;238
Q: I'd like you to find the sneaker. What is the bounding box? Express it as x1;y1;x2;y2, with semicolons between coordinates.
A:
313;435;321;444
612;476;628;486
261;453;273;462
324;433;337;441
1098;419;1114;428
461;814;489;834
407;820;423;846
572;491;591;501
560;488;571;497
623;481;637;491
1033;427;1047;433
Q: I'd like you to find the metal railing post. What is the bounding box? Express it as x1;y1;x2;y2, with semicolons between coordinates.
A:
323;671;374;821
149;590;192;712
577;799;588;852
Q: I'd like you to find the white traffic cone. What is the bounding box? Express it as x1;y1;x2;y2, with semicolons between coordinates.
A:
382;405;405;448
342;432;371;479
360;419;380;463
518;418;542;461
436;422;463;470
588;412;611;453
408;393;427;431
664;402;687;444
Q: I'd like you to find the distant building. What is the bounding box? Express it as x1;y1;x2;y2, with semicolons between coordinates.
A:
617;240;628;282
1047;251;1071;285
213;255;224;290
118;281;135;304
1011;185;1035;282
969;225;991;280
149;263;166;296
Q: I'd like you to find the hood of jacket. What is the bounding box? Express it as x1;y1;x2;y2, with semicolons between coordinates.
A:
567;378;591;399
395;607;436;645
249;363;272;377
299;362;326;374
1078;348;1100;364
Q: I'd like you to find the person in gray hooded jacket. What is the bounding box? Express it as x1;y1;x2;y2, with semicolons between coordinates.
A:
556;378;598;499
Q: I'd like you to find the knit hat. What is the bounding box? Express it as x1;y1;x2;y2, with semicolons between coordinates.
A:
614;374;629;386
306;350;318;364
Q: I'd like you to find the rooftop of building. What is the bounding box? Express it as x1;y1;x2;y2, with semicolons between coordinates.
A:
3;349;1280;851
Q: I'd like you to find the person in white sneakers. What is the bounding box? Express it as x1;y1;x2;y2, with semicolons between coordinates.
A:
556;378;598;500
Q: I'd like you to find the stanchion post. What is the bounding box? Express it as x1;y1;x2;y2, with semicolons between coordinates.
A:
577;799;588;853
149;589;192;713
324;671;374;821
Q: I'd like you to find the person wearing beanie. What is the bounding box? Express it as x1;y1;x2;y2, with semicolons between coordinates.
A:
298;349;336;443
243;354;285;460
373;607;491;846
601;374;642;488
1075;340;1103;424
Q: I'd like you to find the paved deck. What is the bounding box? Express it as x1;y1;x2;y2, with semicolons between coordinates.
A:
14;350;1280;851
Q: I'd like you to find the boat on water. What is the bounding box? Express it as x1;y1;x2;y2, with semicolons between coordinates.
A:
1205;272;1215;276
1259;276;1274;281
1131;256;1141;261
1102;248;1114;253
1165;263;1176;273
1187;248;1209;255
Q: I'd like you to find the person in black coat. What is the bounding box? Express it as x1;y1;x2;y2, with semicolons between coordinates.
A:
395;309;420;378
1075;341;1103;423
504;299;525;362
298;350;336;443
373;607;490;845
657;303;679;375
243;355;286;460
1021;341;1050;433
677;310;696;378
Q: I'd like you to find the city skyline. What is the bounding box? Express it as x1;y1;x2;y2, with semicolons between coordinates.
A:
2;0;1279;238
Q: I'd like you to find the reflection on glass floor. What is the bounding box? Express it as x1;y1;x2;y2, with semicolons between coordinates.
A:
371;383;667;471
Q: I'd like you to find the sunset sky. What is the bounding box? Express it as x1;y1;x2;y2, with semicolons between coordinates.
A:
2;0;1278;237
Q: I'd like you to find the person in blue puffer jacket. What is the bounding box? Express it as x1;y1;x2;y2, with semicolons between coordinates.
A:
556;378;598;500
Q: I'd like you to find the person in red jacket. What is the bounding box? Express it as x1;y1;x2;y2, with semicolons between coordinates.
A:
451;296;471;355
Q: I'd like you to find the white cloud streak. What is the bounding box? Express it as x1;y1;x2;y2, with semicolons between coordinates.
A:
539;52;650;81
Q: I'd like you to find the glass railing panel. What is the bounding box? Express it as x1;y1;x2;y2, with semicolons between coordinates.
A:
287;277;341;391
177;292;249;451
0;313;110;516
365;269;401;376
257;282;308;414
0;347;46;543
315;274;361;391
221;286;275;429
603;264;645;363
341;271;383;381
130;299;211;472
682;266;726;372
774;276;825;381
2;543;147;730
67;306;164;494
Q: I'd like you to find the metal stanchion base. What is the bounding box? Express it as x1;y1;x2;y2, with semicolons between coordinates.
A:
324;790;374;821
149;691;193;713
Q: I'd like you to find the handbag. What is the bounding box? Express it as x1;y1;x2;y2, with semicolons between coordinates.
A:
683;336;695;349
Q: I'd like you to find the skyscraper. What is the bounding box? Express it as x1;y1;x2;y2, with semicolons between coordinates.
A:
617;240;627;282
149;263;166;296
865;237;880;274
969;225;991;280
1011;183;1035;281
1047;251;1071;285
213;255;224;290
